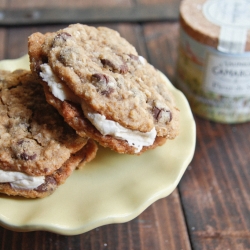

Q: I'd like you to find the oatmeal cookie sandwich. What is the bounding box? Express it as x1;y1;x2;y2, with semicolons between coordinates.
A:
28;24;179;154
0;70;97;198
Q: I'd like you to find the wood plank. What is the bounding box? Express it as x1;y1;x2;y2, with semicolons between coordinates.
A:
110;23;148;59
0;191;190;250
179;117;250;250
0;22;191;250
6;0;180;8
137;0;181;5
4;25;66;59
0;0;7;8
142;22;180;81
0;0;6;60
141;191;191;250
0;4;179;26
0;29;5;60
7;0;133;8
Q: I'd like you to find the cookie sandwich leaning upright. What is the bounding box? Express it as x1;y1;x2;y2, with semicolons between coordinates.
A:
28;24;179;155
0;70;98;198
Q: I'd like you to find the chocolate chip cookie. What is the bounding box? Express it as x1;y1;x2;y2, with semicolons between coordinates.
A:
0;70;98;198
28;24;179;154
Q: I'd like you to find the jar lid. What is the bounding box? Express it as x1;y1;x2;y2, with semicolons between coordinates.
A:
180;0;250;53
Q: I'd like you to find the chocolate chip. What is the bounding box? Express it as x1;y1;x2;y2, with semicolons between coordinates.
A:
17;139;24;146
101;59;128;74
101;88;114;97
59;54;66;65
153;107;172;122
91;73;109;84
34;184;46;192
153;107;162;121
129;54;139;61
34;60;42;73
46;176;57;185
169;112;173;122
35;176;57;193
34;56;48;73
101;59;115;69
20;152;37;161
119;63;128;74
55;32;71;41
91;73;114;97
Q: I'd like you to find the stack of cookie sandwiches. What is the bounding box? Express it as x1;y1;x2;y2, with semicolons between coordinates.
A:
28;24;179;155
0;24;179;198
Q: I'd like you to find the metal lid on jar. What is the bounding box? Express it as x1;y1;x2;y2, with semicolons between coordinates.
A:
180;0;250;53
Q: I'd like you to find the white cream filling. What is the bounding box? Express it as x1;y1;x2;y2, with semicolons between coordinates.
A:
40;64;156;153
0;170;45;190
86;112;156;153
40;63;81;103
138;56;146;65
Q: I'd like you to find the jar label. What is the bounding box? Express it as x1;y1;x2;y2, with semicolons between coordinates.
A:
204;51;250;96
203;0;250;53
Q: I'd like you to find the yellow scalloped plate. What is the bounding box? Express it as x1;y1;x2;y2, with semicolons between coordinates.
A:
0;55;196;235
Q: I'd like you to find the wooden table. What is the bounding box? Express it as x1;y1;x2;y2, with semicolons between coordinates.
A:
0;0;250;249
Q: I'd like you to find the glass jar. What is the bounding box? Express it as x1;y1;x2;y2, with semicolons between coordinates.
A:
176;0;250;123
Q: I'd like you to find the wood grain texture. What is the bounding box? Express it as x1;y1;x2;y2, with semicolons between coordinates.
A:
0;0;7;8
141;20;250;250
142;22;180;81
0;191;190;250
4;25;66;59
0;29;5;60
0;5;179;26
179;117;250;250
6;0;133;8
4;0;180;8
136;0;181;5
0;0;180;26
